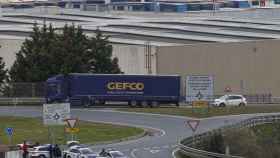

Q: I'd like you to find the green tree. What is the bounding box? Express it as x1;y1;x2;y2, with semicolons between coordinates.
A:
10;23;58;82
87;29;122;74
10;24;121;82
0;57;7;86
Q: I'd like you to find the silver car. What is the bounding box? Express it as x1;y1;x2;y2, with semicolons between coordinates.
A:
29;145;51;158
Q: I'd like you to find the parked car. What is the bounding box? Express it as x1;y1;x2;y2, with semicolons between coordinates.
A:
213;94;247;107
29;145;51;158
64;146;104;158
99;149;128;158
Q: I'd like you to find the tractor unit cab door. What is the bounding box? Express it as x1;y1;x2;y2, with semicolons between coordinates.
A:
46;75;68;103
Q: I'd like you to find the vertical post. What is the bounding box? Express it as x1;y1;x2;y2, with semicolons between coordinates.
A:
13;98;18;116
8;135;12;145
192;132;195;147
71;133;74;141
32;83;35;97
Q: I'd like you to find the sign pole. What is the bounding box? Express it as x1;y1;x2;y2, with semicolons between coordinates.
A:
13;98;18;116
8;135;12;145
192;131;195;147
186;120;200;147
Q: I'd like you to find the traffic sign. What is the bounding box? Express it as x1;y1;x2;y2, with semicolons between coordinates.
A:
224;86;232;93
192;101;208;108
187;120;200;132
5;128;13;136
65;119;78;128
43;103;70;125
196;91;204;100
65;127;80;133
186;75;214;102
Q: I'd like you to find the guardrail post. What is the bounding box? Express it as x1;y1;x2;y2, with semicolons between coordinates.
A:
32;83;35;98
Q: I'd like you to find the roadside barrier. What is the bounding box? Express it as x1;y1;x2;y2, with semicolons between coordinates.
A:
178;114;280;158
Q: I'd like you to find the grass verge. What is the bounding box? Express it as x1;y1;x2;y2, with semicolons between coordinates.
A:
174;150;190;158
0;116;144;145
118;105;280;118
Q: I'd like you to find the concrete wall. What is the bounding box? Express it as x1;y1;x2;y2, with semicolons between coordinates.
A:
112;44;157;74
156;39;280;96
0;39;156;75
0;39;23;69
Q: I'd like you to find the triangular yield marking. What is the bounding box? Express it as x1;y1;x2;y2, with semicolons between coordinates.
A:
187;120;200;132
67;119;77;128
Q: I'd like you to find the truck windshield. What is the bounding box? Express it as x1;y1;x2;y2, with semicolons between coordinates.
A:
47;83;61;96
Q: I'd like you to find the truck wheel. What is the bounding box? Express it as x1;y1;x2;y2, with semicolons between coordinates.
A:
83;99;90;107
141;101;149;108
130;101;137;108
150;101;159;108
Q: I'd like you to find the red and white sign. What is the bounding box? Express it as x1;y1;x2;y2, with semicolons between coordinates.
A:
187;120;200;132
65;119;78;128
224;86;232;93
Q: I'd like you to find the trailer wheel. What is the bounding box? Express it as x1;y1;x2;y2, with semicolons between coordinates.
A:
130;101;137;108
83;98;90;107
141;101;149;108
150;101;159;108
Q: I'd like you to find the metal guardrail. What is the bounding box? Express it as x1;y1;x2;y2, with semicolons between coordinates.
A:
0;97;45;105
179;114;280;158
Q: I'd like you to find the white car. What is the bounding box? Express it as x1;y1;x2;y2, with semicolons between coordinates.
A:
213;95;247;107
99;149;128;158
29;145;51;158
65;146;103;158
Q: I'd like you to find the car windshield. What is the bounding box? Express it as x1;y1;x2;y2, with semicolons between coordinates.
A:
110;151;124;157
218;95;227;100
80;148;94;154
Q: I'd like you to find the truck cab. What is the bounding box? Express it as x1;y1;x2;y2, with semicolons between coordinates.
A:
46;75;67;103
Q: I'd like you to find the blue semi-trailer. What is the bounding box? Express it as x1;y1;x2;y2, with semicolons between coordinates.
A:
46;73;181;107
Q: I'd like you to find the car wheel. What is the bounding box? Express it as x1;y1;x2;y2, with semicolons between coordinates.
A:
219;103;226;107
39;155;46;158
239;103;245;107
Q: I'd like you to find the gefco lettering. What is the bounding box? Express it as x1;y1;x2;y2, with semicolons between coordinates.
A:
107;82;144;91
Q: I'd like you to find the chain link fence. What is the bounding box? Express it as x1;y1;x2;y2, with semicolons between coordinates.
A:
0;83;45;98
0;83;279;105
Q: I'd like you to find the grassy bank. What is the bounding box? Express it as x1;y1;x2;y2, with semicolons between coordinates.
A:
118;105;280;118
0;116;144;145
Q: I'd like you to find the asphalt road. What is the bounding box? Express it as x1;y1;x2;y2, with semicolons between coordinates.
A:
0;106;268;158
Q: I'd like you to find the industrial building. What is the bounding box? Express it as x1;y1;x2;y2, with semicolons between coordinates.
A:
1;8;280;96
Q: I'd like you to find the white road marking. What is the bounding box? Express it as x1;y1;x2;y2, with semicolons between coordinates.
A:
131;148;138;158
172;149;179;158
150;149;160;154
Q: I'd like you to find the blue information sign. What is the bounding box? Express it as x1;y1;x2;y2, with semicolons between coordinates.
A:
5;127;13;136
